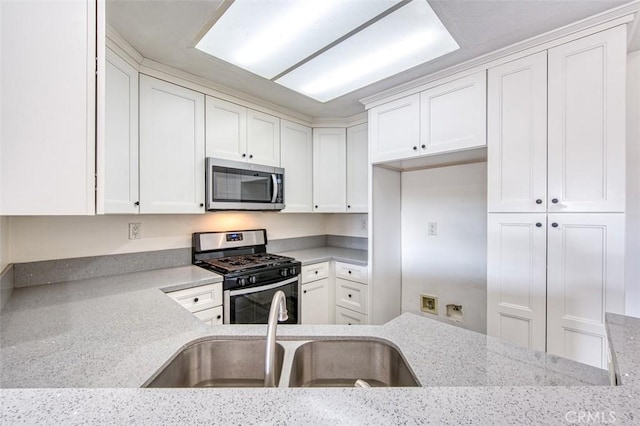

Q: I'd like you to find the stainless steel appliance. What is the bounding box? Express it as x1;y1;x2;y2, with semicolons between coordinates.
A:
205;158;284;211
192;229;300;324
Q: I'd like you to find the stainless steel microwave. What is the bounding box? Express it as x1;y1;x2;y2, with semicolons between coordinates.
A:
205;158;284;211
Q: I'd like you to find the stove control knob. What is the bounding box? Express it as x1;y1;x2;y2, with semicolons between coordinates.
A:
248;276;257;284
289;267;297;276
238;278;247;287
280;269;288;277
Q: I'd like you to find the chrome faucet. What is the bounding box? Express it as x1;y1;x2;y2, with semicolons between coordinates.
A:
264;290;288;387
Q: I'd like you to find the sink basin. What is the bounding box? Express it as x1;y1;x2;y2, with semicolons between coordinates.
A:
288;339;420;387
144;339;284;388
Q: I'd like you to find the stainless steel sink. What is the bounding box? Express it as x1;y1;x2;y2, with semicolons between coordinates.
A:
144;339;285;388
288;339;420;387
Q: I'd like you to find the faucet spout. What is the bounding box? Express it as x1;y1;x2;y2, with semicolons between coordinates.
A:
264;290;288;387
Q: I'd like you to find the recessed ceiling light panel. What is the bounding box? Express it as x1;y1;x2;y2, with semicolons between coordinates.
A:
196;0;402;80
275;0;459;102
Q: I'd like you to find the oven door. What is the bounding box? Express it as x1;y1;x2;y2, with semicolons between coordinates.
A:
224;276;300;324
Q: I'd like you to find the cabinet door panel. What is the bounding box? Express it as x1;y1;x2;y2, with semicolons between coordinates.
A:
101;49;139;214
247;110;280;166
547;213;625;368
346;124;368;213
488;52;547;213
369;94;420;163
420;71;486;155
548;26;626;212
139;76;205;214
487;214;547;351
205;97;247;161
313;128;346;212
335;306;368;325
1;0;96;215
301;279;330;325
280;120;313;212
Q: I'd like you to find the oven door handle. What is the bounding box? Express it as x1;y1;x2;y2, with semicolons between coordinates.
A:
227;276;299;297
270;173;278;203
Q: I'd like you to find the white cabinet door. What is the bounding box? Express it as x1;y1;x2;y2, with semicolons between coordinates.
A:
369;94;420;163
313;128;346;213
488;52;547;213
548;26;626;213
205;96;247;162
346;123;368;213
280;120;313;213
247;110;280;166
420;71;486;155
1;0;97;215
100;48;139;214
301;279;330;325
139;76;205;214
487;214;547;351
547;213;625;369
335;306;368;325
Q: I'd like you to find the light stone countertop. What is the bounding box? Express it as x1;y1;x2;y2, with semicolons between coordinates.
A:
275;246;368;266
1;266;639;424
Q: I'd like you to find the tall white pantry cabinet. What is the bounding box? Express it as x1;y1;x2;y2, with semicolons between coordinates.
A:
487;26;626;369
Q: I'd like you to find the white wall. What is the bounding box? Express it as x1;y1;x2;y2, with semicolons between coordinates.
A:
0;216;9;271
627;51;640;318
9;213;328;263
326;213;368;238
401;162;487;333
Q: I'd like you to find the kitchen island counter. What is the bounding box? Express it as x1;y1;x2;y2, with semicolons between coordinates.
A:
1;266;639;424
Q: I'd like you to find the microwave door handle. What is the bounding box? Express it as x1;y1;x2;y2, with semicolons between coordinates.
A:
271;173;278;203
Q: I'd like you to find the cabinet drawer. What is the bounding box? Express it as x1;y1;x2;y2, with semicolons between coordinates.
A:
166;282;222;313
335;306;368;325
301;262;329;283
193;306;224;326
335;278;368;314
335;262;367;284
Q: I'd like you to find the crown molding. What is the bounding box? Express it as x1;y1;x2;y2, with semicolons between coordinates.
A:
360;1;639;109
105;24;144;69
311;112;368;128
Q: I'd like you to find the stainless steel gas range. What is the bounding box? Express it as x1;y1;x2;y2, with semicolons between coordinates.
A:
192;229;301;324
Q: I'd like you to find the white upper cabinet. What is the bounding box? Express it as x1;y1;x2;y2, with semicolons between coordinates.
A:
420;71;487;155
205;97;247;162
139;75;205;214
546;213;625;368
1;0;98;215
369;94;420;163
313;128;347;212
205;97;280;167
547;26;626;213
487;52;547;213
280;120;313;213
346;123;369;213
247;110;281;166
99;48;139;214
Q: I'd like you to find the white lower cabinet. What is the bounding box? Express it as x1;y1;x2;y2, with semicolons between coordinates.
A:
546;214;625;369
166;282;223;325
335;306;368;326
335;279;368;314
301;279;330;325
487;213;625;368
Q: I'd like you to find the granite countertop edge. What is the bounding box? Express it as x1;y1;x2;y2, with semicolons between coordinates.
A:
274;246;368;266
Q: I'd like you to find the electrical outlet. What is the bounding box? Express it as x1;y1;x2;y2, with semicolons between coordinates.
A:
420;294;438;315
129;223;142;240
446;304;463;323
428;222;437;236
360;217;368;231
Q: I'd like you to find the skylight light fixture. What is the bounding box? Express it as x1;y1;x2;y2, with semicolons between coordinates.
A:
275;0;459;102
196;0;401;80
195;0;458;102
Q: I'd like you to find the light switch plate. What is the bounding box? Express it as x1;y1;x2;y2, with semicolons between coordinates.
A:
420;294;438;315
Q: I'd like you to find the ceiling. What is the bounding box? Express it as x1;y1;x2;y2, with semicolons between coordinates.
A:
107;0;635;119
